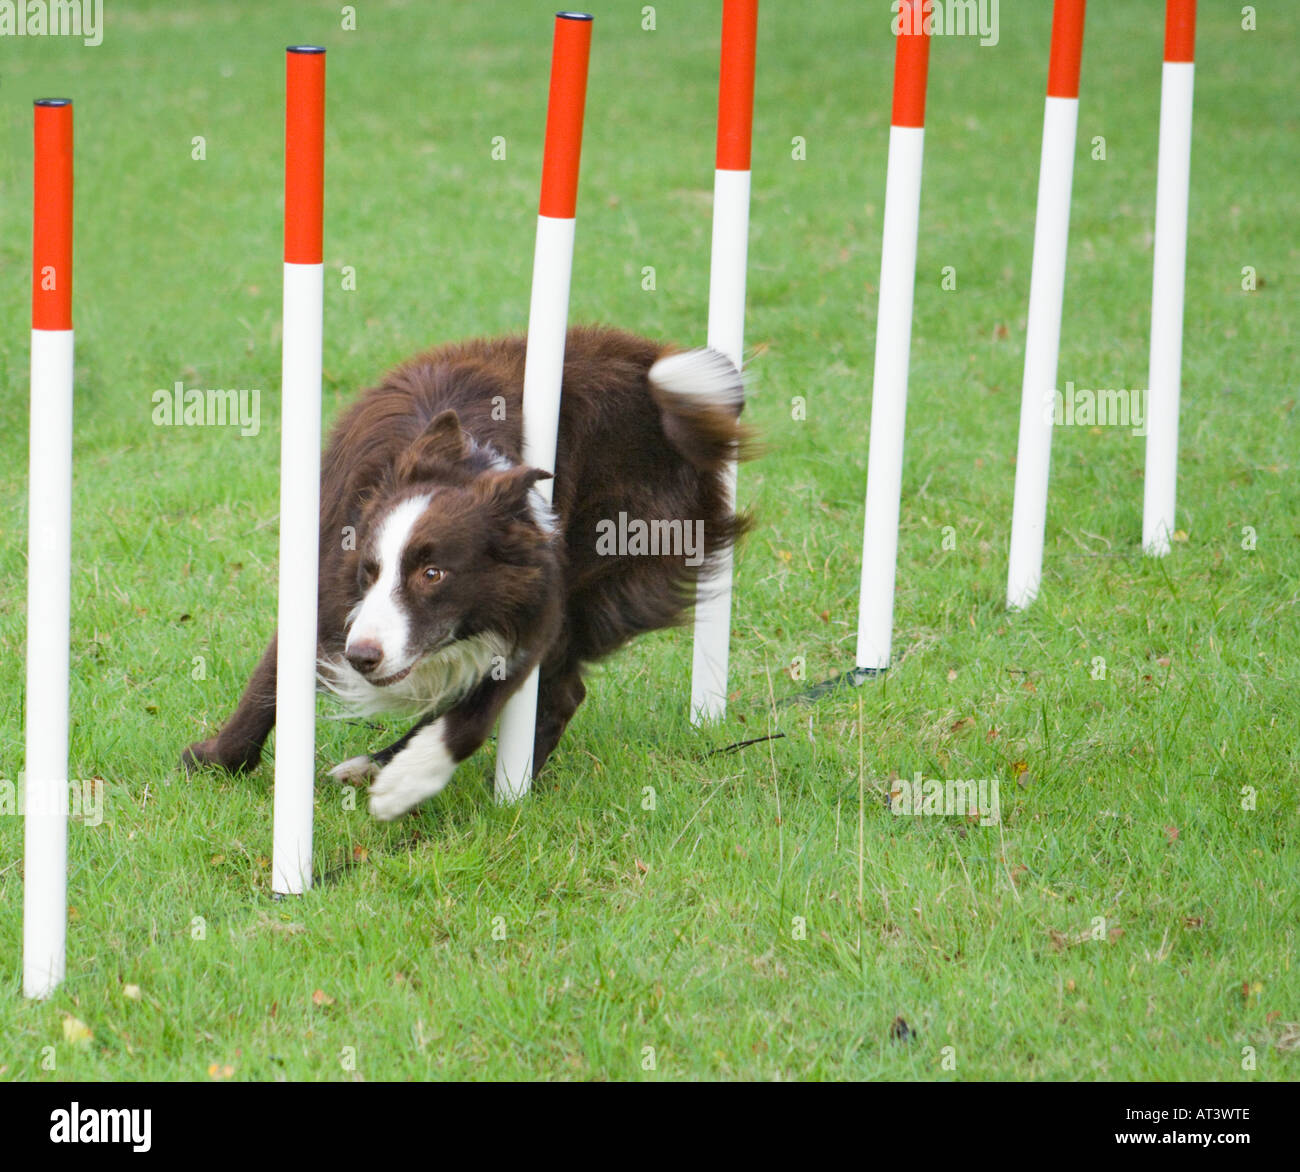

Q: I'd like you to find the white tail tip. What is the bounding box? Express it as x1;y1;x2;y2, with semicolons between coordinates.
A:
648;348;743;409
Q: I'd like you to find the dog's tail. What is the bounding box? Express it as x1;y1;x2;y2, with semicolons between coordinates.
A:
647;348;750;472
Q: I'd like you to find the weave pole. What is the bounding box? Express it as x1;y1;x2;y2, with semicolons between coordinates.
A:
272;46;325;895
23;98;75;1000
1142;0;1196;556
495;12;593;803
854;1;931;673
1006;0;1087;610
689;0;758;726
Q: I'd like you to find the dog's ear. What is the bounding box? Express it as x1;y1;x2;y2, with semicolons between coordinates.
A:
397;410;466;482
486;466;556;563
485;464;553;513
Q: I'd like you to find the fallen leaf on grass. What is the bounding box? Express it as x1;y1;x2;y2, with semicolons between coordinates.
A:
62;1016;93;1047
241;911;305;937
311;989;335;1007
122;984;142;1001
207;1063;235;1080
749;949;789;980
889;1016;914;1043
1274;1023;1300;1052
1050;927;1121;951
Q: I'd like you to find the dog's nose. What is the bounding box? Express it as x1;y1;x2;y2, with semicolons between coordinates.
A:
346;641;383;674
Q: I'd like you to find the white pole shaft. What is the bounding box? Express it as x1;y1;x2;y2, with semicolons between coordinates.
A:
272;260;323;895
1007;95;1080;610
1143;61;1194;557
23;327;74;1000
495;214;576;803
690;166;751;725
855;125;925;673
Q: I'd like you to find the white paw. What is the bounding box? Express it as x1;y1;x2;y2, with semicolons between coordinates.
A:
368;759;451;820
328;755;377;783
368;721;456;820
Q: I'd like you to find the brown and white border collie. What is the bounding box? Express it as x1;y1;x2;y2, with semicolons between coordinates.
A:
182;326;750;819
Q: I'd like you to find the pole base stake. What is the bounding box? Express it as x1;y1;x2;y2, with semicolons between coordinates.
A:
777;667;882;709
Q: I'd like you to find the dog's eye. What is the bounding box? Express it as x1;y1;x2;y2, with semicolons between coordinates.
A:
359;559;379;585
423;566;446;584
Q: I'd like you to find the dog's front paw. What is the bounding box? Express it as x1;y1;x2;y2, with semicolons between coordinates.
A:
367;722;455;820
368;764;443;820
328;755;377;783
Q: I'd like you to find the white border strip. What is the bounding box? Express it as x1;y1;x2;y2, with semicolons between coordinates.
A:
690;166;751;724
1007;95;1080;609
856;125;925;672
272;260;324;894
1142;61;1194;557
495;214;576;803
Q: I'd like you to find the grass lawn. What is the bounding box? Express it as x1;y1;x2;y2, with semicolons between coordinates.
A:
0;0;1296;1081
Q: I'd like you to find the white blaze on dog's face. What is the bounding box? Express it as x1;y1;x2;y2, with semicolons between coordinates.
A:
344;493;431;683
334;447;554;709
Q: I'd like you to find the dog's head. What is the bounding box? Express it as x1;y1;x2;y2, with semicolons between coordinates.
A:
340;410;554;687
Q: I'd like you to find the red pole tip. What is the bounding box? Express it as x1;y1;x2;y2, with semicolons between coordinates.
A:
1046;0;1087;98
1164;0;1196;62
32;99;74;331
715;0;758;171
890;0;932;129
538;12;593;219
284;47;326;264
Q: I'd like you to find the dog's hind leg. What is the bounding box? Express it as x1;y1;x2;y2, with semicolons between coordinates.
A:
532;662;587;775
181;635;278;775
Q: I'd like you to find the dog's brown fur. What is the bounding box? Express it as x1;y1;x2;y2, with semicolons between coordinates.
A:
182;326;750;795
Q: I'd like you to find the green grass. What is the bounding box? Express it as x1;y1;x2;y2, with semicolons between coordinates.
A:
1;0;1297;1081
